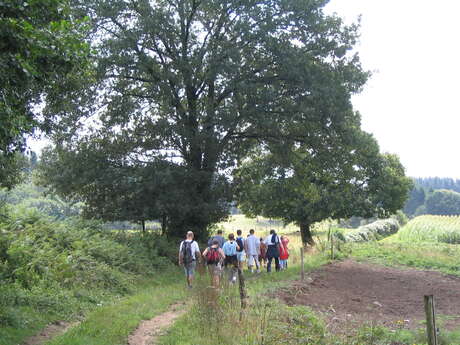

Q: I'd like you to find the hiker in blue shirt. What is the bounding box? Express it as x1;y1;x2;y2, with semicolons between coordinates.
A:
222;233;240;283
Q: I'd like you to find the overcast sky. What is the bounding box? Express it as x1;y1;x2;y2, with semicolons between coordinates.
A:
326;0;460;178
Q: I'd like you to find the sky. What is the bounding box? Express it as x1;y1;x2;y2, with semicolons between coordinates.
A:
30;1;460;178
326;0;460;178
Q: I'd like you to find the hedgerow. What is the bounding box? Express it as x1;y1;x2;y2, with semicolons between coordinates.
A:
0;206;175;328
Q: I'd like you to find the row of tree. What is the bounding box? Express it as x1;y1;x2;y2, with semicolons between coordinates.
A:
404;183;460;217
413;177;460;194
2;0;412;245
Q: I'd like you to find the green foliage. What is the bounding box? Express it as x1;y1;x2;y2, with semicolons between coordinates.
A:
0;181;83;220
425;189;460;216
0;206;176;333
351;241;460;277
414;177;460;193
0;0;91;188
392;215;460;244
41;0;370;239
235;135;412;245
403;185;426;216
342;219;400;243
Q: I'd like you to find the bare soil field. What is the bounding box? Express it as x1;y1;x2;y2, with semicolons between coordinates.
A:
276;260;460;333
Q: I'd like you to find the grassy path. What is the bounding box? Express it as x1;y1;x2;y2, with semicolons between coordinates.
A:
42;271;187;345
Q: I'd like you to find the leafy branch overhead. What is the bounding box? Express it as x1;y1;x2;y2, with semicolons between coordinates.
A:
0;0;91;188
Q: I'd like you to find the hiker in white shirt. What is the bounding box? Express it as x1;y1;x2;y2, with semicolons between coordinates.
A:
246;229;260;273
178;231;201;288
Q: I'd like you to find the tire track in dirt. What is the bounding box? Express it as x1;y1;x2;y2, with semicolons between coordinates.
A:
127;301;188;345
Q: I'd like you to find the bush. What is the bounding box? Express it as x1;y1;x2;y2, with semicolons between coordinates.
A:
392;210;408;226
343;218;400;243
0;207;176;328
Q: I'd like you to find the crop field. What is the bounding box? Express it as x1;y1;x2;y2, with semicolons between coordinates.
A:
390;215;460;244
217;214;299;235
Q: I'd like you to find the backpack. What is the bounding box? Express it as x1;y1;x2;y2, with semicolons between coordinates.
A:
181;241;194;264
236;237;244;252
206;247;220;264
271;234;278;244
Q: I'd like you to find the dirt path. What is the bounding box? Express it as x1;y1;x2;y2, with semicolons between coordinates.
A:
276;259;460;333
23;321;78;345
127;302;188;345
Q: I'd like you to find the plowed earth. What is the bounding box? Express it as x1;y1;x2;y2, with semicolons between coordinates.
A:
276;260;460;333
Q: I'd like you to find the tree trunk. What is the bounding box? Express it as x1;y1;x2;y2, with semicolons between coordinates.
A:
300;222;315;247
141;220;146;235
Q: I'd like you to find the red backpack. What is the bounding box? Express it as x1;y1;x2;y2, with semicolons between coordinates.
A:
206;247;220;264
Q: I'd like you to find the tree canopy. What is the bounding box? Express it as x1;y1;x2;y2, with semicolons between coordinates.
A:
424;189;460;216
235;124;413;245
0;0;90;188
40;0;371;239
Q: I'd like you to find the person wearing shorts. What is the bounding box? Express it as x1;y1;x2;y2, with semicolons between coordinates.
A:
178;231;201;288
203;240;225;288
222;233;239;283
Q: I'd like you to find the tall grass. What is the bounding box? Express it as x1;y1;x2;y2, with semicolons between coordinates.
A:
390;215;460;244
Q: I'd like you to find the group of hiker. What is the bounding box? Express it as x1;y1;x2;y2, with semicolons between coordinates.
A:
178;229;289;288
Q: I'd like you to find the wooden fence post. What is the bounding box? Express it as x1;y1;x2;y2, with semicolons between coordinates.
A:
424;295;438;345
300;248;305;280
330;234;334;260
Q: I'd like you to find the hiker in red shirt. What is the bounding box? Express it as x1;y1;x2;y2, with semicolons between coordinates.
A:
279;235;289;270
202;240;225;288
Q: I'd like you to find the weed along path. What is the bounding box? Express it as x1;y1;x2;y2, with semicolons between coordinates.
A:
23;322;78;345
276;259;460;333
127;302;188;345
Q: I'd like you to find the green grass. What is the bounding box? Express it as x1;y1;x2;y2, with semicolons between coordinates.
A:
217;214;300;236
44;269;186;345
391;215;460;244
349;241;460;276
0;307;60;345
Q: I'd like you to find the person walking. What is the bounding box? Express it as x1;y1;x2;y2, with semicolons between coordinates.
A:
222;233;239;283
203;239;225;288
259;237;267;268
246;229;260;273
178;231;201;288
279;235;290;270
235;229;246;270
264;229;283;273
207;229;225;248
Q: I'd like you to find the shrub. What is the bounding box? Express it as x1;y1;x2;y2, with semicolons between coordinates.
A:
0;207;176;328
343;218;400;243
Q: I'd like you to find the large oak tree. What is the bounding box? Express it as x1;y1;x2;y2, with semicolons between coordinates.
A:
42;0;370;239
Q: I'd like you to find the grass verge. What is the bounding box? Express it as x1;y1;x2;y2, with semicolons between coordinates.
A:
349;241;460;276
44;269;187;345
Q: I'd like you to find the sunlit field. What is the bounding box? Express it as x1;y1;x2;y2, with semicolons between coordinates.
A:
388;215;460;244
217;214;299;235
